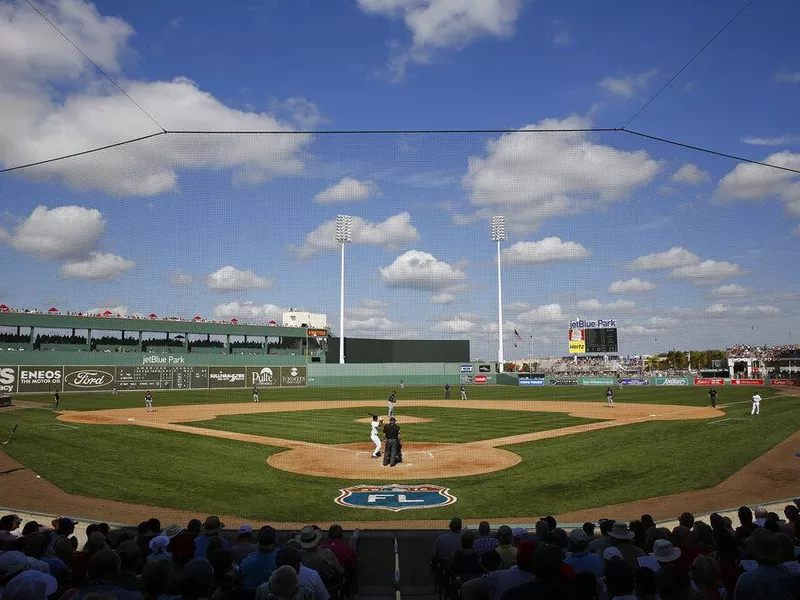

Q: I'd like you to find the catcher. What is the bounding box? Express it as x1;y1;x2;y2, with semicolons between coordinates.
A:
369;413;383;458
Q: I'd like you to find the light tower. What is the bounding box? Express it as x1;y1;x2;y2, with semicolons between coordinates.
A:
491;215;507;372
335;215;352;364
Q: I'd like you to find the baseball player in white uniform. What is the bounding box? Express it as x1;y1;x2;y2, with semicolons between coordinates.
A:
370;414;384;458
751;391;761;415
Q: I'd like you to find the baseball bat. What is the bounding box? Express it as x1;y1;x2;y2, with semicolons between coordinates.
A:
1;424;19;445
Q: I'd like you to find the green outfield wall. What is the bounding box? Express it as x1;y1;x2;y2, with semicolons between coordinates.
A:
306;362;494;387
326;337;469;363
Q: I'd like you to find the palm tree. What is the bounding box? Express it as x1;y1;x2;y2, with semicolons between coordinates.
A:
645;355;661;373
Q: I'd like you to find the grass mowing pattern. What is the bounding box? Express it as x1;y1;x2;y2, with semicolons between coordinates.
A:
19;384;762;411
183;407;600;444
0;388;795;521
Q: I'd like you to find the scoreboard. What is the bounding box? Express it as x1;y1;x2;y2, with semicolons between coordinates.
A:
568;318;618;354
116;366;209;390
585;328;618;354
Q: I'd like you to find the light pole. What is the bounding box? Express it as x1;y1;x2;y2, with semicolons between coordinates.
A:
335;215;352;364
491;215;507;372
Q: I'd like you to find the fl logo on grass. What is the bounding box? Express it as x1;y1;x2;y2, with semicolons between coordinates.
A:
335;484;457;511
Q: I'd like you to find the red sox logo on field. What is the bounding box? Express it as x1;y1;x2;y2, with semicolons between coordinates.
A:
335;484;457;512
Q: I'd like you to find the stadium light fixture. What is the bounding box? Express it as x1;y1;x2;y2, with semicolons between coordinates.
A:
491;216;507;372
335;215;353;364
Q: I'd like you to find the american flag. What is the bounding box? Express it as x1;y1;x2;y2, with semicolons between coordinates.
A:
514;329;523;343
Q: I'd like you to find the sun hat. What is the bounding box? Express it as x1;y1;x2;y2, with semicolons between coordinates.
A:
512;527;527;539
239;524;253;534
609;522;635;540
203;516;224;533
2;569;58;600
149;536;170;552
603;547;624;561
296;526;323;549
651;539;682;563
745;528;792;563
568;529;589;545
0;551;31;576
162;524;181;538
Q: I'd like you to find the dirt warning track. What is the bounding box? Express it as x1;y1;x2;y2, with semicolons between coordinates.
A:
59;400;721;480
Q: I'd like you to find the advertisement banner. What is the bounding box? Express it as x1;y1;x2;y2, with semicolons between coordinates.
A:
568;340;586;354
460;375;472;384
694;378;725;386
280;366;307;387
770;379;799;386
619;378;649;386
478;365;491;373
519;377;545;386
549;378;579;386
460;364;473;373
17;366;63;393
0;366;18;393
653;377;692;386
474;375;487;385
63;366;116;391
208;367;247;389
246;367;280;388
580;377;616;386
730;379;765;386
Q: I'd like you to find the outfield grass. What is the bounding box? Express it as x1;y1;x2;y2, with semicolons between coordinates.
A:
0;387;795;522
184;407;600;444
19;383;761;411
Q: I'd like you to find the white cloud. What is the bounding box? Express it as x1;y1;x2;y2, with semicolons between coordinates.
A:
0;0;310;195
775;72;800;84
298;212;419;258
170;271;193;286
206;266;272;291
606;299;637;312
360;299;388;309
271;96;327;129
463;115;660;232
598;69;658;98
357;0;524;78
620;324;660;336
314;178;377;203
711;284;751;298
672;163;710;185
214;301;283;321
609;278;655;294
669;260;744;285
61;252;134;280
646;316;679;327
576;299;602;310
507;301;530;312
628;246;700;270
2;205;105;259
705;304;780;317
517;303;565;324
741;134;800;146
433;316;476;333
430;293;456;304
345;301;402;335
379;250;467;291
500;237;590;266
715;151;800;217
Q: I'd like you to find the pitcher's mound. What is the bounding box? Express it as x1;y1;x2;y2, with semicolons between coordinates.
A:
267;442;521;480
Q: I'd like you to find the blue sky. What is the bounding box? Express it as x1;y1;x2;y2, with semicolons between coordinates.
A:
0;0;798;359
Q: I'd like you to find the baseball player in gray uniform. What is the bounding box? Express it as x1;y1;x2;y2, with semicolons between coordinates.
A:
387;390;397;418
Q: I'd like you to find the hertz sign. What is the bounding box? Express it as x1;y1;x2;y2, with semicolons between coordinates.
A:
307;329;327;337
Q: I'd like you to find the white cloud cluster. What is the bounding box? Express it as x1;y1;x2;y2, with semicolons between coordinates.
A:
433;316;476;333
598;69;658;98
517;303;565;324
298;212;420;258
711;284;751;298
0;205;134;280
357;0;524;78
462;116;660;232
716;151;800;217
87;304;129;316
741;134;800;146
775;72;800;84
206;266;272;291
170;272;193;286
609;278;655;294
345;300;402;336
62;252;134;280
705;304;780;317
672;163;710;185
627;246;699;270
379;250;466;291
314;178;377;203
499;237;590;266
0;0;311;195
214;301;283;321
430;293;456;304
628;246;743;285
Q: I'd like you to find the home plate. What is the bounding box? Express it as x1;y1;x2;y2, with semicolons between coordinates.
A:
649;414;656;417
127;418;135;422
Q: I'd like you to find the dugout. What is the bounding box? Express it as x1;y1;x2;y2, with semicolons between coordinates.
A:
326;337;469;363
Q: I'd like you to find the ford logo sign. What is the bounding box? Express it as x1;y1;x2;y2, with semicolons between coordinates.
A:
65;370;113;388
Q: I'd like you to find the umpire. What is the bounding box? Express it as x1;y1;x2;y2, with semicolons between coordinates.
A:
383;416;401;467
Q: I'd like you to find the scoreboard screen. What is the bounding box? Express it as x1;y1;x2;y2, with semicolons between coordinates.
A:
585;328;618;354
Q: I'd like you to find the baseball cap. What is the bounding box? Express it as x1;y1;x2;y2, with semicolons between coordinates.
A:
603;547;624;561
149;536;170;552
569;529;589;544
533;544;564;572
239;524;253;534
2;570;58;600
258;526;276;548
0;551;30;576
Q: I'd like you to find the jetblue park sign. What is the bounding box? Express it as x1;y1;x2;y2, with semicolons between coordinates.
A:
569;318;617;329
